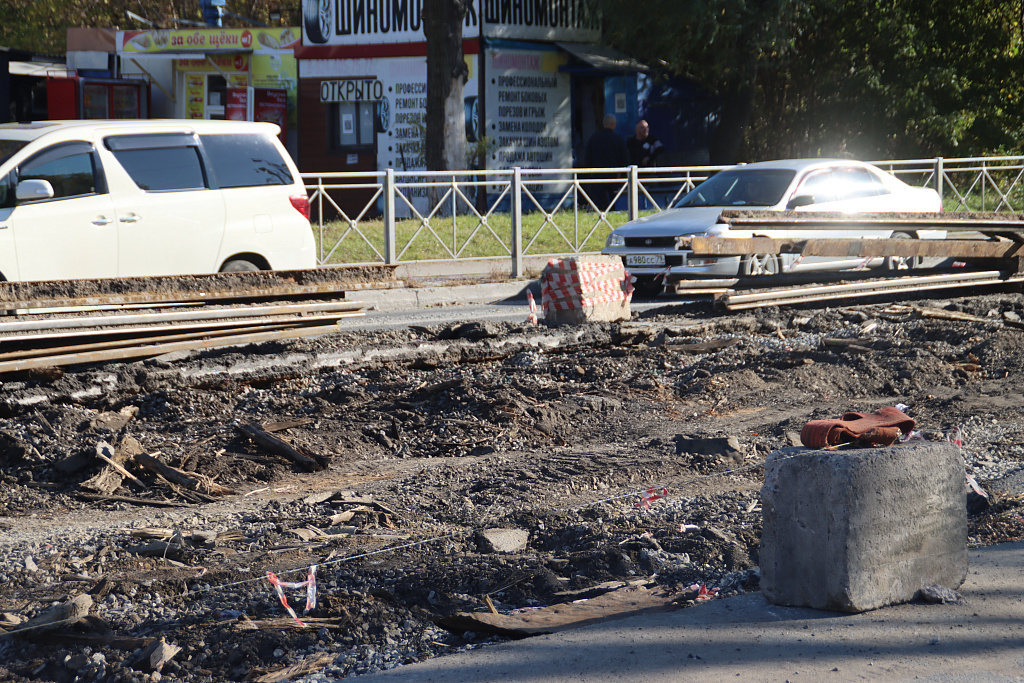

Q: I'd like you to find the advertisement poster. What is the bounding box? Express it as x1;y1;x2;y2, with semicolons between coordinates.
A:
484;46;571;175
225;88;248;121
252;54;298;131
185;75;205;119
254;88;289;143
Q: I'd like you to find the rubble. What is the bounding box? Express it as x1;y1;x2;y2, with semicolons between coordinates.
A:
0;291;1023;680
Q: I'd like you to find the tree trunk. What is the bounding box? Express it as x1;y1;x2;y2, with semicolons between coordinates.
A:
424;0;469;172
709;78;756;165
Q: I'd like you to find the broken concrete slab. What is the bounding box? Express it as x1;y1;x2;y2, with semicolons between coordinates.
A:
477;528;530;554
760;442;967;613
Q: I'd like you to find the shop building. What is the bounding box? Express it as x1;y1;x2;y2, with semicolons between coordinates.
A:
295;0;646;212
59;26;299;156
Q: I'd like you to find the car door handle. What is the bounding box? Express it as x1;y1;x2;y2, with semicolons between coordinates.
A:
119;214;141;224
92;216;113;226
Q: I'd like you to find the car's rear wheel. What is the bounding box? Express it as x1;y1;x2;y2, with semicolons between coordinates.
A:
220;259;261;273
885;232;922;270
742;254;780;276
631;276;664;297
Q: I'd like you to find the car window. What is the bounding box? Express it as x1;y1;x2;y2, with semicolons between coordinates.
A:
796;171;838;204
832;166;889;200
105;133;208;191
675;169;796;208
0;172;12;208
199;133;293;187
17;142;105;203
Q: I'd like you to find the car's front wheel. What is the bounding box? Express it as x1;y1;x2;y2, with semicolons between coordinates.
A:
742;254;780;276
885;232;922;270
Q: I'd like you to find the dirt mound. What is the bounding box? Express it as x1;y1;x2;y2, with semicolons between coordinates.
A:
1;293;1023;681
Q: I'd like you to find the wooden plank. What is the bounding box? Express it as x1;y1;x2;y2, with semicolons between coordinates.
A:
438;586;684;638
718;210;1024;230
235;423;327;471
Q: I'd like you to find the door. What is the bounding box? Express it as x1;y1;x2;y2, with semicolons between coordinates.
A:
7;142;118;281
100;132;226;276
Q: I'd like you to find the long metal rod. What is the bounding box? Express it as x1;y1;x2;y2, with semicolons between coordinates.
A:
722;271;1022;310
0;301;365;334
0;312;364;350
0;323;350;374
0;265;398;311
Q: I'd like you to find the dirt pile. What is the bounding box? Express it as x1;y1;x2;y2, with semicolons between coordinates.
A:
1;292;1024;682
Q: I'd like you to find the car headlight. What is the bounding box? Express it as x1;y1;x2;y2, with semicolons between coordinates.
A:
607;233;625;248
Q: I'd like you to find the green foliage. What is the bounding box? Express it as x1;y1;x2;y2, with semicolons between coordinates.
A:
597;0;1024;160
0;0;295;54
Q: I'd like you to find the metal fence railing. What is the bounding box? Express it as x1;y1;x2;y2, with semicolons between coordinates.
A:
302;157;1024;276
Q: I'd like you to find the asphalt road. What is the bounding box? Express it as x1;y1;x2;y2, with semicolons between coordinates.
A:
358;540;1024;683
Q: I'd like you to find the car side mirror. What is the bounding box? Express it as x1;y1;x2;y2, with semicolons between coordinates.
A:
16;179;55;203
787;194;815;210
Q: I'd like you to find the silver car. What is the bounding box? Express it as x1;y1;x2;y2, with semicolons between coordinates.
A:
602;159;943;296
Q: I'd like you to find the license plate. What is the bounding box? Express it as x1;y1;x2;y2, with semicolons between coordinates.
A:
625;254;664;267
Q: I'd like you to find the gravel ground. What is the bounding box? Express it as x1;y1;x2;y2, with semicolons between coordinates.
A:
1;290;1023;682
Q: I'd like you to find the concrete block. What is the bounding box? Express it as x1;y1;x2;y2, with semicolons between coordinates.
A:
477;528;530;553
760;442;967;613
541;256;631;325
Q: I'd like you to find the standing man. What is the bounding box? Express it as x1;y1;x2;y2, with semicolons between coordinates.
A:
583;114;630;210
626;119;664;167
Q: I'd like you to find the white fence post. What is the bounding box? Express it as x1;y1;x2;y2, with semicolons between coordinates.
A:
628;165;639;220
383;169;396;265
511;167;523;279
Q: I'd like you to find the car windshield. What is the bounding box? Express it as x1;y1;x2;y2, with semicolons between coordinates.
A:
674;169;797;208
0;139;27;166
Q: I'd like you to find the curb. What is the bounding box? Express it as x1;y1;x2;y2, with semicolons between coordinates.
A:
354;281;540;310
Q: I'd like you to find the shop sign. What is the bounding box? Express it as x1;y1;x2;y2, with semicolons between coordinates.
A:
301;0;598;46
320;79;385;102
118;27;299;53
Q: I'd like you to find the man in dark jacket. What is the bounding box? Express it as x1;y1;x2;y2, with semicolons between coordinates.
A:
626;119;664;167
583;114;629;210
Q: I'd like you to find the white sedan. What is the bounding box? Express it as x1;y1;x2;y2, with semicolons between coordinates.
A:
601;159;943;296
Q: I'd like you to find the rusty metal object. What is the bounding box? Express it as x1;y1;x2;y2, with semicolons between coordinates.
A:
0;265;398;310
720;271;1024;310
0;322;350;374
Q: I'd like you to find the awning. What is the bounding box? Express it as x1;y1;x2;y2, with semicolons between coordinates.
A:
8;61;70;78
121;53;209;60
555;42;646;74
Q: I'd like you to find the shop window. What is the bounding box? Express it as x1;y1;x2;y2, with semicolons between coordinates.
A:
330;102;375;153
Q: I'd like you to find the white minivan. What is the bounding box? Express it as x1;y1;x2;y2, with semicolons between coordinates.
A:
0;119;316;281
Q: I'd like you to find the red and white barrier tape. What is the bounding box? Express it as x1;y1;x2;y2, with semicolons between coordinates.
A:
527;291;538;325
637;486;668;509
266;564;318;626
